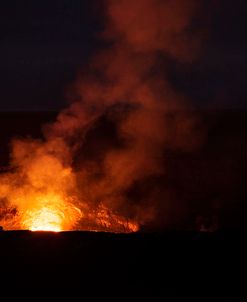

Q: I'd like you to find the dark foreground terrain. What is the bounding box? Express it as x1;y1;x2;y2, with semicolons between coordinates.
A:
0;230;246;296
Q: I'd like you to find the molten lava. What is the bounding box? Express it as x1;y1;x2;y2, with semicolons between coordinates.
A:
19;193;83;232
0;140;140;232
0;173;139;233
23;207;64;232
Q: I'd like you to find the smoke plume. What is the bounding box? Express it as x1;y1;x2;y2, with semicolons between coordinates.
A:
0;0;204;231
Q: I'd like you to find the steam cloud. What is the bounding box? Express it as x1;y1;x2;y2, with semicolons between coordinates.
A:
0;0;204;230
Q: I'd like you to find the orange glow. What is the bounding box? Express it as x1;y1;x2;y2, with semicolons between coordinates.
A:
23;207;63;232
0;145;139;232
19;193;83;232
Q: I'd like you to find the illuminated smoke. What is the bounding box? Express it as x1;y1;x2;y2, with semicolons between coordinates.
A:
0;0;204;231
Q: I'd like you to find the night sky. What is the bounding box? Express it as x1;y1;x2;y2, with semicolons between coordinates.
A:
0;0;246;111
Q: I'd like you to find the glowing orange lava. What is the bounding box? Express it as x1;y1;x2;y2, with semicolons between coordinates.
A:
24;207;63;232
19;193;83;232
0;153;139;233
